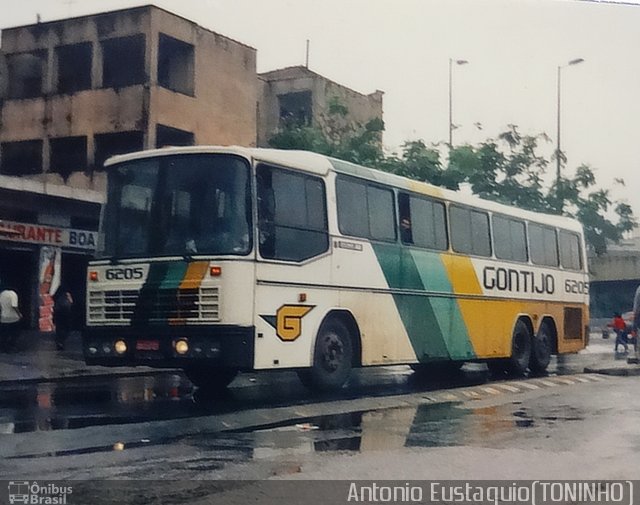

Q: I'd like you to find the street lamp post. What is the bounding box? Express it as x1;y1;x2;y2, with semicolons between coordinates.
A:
449;58;469;148
556;58;584;184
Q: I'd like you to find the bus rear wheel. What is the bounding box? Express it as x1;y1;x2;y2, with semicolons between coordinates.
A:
487;320;532;377
298;319;353;391
508;319;532;375
184;367;238;391
530;322;553;373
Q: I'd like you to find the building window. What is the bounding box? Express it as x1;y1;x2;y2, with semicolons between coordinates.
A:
7;52;46;99
56;43;92;93
492;214;528;262
529;224;559;267
156;125;194;148
50;136;88;180
449;205;492;257
0;140;43;176
94;131;144;170
278;91;312;127
158;34;194;96
102;35;146;88
257;165;328;262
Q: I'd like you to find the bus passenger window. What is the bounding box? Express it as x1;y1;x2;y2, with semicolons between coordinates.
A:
493;215;528;262
398;193;413;244
257;165;328;262
398;193;447;250
450;205;491;257
559;230;583;270
529;224;559;267
336;177;396;242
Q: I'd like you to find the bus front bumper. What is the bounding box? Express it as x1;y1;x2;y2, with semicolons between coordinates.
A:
82;325;255;369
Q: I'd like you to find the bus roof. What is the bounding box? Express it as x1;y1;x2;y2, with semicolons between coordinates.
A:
105;145;583;233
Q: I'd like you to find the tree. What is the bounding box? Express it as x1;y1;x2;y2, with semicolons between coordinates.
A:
269;102;635;253
268;96;385;168
446;125;636;254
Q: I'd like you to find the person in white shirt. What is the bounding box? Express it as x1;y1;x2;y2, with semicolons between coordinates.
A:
0;287;22;352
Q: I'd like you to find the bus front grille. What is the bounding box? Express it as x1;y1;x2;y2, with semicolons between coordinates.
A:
88;287;220;324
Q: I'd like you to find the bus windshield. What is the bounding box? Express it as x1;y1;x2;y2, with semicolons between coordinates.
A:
101;154;252;258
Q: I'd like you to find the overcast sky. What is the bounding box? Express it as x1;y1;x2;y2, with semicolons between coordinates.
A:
2;0;640;216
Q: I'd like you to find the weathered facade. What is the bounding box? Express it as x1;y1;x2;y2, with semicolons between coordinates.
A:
0;7;384;332
0;5;257;190
0;5;258;329
589;236;640;318
258;66;384;147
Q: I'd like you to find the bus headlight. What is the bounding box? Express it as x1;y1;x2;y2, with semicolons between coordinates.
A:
114;340;128;355
175;339;189;355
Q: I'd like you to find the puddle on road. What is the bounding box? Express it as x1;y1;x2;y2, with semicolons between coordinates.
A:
0;374;198;434
0;365;492;435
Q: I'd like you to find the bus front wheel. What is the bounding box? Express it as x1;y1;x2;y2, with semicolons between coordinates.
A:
298;319;353;391
184;367;238;391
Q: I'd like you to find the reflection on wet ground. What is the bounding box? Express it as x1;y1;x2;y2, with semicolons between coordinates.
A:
0;352;590;436
0;366;487;435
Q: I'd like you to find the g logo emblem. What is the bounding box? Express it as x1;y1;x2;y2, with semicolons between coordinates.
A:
276;305;314;341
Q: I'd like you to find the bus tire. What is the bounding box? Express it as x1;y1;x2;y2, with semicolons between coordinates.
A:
508;319;532;375
298;319;353;391
530;322;553;373
184;367;238;391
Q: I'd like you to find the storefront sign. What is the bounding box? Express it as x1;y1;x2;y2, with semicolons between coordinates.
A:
0;219;97;250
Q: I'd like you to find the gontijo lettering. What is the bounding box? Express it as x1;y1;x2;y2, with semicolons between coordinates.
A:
483;266;555;294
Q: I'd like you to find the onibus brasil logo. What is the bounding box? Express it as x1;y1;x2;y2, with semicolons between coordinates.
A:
8;482;72;504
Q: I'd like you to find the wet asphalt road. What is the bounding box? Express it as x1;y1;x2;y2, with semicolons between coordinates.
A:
0;352;590;436
0;348;636;486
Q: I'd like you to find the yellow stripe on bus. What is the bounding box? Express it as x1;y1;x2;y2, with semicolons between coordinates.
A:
441;254;524;357
179;261;210;289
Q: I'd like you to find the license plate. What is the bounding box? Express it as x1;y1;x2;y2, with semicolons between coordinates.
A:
136;340;160;351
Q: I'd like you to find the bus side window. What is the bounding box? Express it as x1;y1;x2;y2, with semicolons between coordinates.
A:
257;168;276;258
559;230;583;270
450;205;491;257
401;193;448;251
529;223;559;267
398;193;413;244
257;164;328;262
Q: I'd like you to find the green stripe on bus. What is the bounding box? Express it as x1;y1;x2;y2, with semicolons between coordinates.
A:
131;262;189;325
372;243;476;361
410;249;476;360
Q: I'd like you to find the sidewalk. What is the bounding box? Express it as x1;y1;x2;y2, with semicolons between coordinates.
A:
0;329;638;385
0;330;163;385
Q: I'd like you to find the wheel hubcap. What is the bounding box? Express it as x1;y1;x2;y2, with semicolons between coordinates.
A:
321;333;344;372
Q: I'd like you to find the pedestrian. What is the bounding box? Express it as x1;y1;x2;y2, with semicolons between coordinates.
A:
53;287;74;351
612;312;628;353
0;285;22;353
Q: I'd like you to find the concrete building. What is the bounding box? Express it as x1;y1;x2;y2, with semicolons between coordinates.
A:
589;235;640;319
258;65;384;148
0;6;385;332
0;5;258;330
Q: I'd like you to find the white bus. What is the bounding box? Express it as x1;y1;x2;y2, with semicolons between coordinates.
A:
83;146;589;390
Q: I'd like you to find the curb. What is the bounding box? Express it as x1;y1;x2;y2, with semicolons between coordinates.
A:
583;366;640;377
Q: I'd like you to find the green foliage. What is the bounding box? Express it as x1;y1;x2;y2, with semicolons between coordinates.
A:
447;127;636;254
268;100;635;254
268;95;384;168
